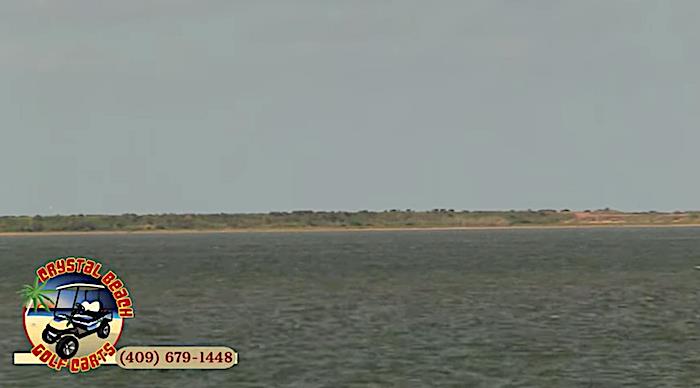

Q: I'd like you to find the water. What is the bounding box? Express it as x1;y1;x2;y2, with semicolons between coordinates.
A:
1;227;700;387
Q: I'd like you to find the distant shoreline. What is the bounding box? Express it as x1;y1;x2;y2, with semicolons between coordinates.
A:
1;210;699;236
2;223;700;237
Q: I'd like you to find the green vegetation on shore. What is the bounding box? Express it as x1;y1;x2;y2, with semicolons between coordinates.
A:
0;209;698;233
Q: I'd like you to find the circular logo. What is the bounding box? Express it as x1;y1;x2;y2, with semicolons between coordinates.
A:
19;257;134;372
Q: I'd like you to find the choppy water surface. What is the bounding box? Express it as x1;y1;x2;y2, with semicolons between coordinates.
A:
1;228;700;387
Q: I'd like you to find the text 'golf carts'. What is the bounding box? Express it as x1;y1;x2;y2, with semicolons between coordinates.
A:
42;283;114;359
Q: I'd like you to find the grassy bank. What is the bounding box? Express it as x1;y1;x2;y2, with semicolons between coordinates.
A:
0;210;699;233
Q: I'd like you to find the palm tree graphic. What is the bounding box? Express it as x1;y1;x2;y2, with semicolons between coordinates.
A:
18;277;56;312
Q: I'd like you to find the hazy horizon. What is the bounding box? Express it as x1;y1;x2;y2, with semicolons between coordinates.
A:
3;1;699;215
2;208;698;218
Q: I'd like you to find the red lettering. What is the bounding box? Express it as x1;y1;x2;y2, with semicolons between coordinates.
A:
88;354;99;369
83;260;95;276
103;342;116;356
114;288;129;299
36;267;49;283
31;343;46;357
56;259;66;275
80;356;90;372
101;271;116;286
46;262;57;278
70;358;80;373
117;298;131;308
66;257;76;272
108;279;123;292
48;352;58;368
75;258;86;273
39;349;52;363
56;357;68;371
91;263;102;278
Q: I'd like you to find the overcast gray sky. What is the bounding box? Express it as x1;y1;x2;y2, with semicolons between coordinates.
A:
1;1;698;215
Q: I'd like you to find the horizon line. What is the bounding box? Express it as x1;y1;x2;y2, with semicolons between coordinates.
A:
2;208;699;218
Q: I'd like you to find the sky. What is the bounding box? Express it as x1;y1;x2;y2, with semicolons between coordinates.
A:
1;1;699;215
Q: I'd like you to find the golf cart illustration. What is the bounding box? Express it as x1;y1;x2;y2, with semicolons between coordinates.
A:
41;283;114;359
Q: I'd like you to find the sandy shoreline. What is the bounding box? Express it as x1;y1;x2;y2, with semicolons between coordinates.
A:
1;223;700;237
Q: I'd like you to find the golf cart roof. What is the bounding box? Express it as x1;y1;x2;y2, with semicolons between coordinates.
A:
55;283;105;290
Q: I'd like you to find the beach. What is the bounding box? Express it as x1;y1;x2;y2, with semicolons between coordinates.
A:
2;222;700;237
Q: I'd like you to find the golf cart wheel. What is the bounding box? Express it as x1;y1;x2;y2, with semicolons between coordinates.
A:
56;336;79;359
42;327;57;344
97;322;110;339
